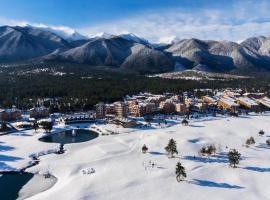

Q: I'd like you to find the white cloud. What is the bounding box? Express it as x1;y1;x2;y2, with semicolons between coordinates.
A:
0;17;86;41
79;1;270;43
1;1;270;43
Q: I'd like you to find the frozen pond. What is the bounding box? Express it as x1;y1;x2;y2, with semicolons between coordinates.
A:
39;129;98;144
0;173;33;200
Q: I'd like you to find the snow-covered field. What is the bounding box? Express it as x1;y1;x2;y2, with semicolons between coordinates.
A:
1;114;270;200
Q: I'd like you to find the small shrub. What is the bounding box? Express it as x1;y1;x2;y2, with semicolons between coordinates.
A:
199;144;216;156
142;144;148;153
246;137;255;146
259;130;265;136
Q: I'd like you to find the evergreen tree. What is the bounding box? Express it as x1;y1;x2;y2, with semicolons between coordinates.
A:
228;149;241;168
142;144;148;154
32;121;39;133
175;162;186;182
40;121;53;133
165;139;178;158
0;122;8;132
259;130;265;136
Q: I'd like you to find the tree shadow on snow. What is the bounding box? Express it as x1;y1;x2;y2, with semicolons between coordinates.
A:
148;151;165;156
188;138;200;143
0;154;23;162
133;125;156;130
190;179;244;189
11;132;32;137
256;143;270;149
0;145;15;152
237;115;251;119
184;152;245;164
243;166;270;172
183;155;228;164
156;166;167;169
189;125;205;128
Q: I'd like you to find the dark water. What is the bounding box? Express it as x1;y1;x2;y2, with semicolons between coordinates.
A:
39;129;98;144
0;173;34;200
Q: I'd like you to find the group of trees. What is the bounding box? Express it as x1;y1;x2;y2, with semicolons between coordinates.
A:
30;121;53;133
142;139;186;181
38;121;53;133
141;138;245;182
246;130;270;147
199;145;217;156
0;65;269;110
164;139;186;182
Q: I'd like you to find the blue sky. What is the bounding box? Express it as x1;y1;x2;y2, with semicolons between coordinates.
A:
0;0;270;42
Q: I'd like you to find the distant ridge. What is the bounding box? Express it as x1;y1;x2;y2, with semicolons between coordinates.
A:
1;25;270;74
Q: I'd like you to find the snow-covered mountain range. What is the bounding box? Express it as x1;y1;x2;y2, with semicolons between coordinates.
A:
1;25;270;74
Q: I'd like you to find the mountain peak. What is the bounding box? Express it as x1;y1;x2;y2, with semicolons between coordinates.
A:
22;24;88;41
118;33;150;45
93;32;115;39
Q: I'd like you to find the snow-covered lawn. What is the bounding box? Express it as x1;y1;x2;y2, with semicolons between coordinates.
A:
1;114;270;200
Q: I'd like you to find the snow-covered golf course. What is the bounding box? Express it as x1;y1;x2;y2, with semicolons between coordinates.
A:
1;114;270;200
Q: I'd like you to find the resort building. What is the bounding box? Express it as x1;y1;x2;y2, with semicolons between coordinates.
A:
192;102;208;113
218;97;239;113
0;108;22;121
237;97;259;111
243;92;265;99
256;97;270;109
95;102;106;119
114;102;129;118
111;118;137;128
175;103;186;114
224;90;242;98
29;106;49;119
159;100;175;114
128;102;146;117
145;103;158;114
184;95;196;107
105;104;116;115
60;113;95;124
203;96;219;105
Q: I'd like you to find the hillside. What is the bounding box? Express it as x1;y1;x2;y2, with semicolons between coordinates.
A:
1;25;270;74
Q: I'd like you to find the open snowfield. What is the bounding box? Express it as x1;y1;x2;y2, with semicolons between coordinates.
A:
1;114;270;200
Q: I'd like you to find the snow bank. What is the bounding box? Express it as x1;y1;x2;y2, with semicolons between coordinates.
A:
18;174;57;200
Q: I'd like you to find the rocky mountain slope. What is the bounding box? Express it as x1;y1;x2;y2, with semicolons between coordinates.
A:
41;36;173;73
166;38;270;72
1;25;270;74
0;26;70;62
